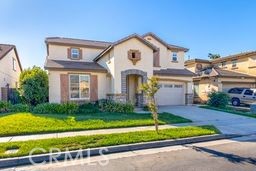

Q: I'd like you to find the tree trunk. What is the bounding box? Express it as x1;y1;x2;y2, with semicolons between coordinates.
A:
153;111;159;133
152;97;159;134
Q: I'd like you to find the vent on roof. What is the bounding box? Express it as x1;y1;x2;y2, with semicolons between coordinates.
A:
204;68;212;75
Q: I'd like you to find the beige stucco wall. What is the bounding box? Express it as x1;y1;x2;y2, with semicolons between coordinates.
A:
113;38;154;93
48;44;104;62
212;54;256;76
48;70;107;103
194;77;219;102
144;35;185;69
0;49;21;100
97;49;115;93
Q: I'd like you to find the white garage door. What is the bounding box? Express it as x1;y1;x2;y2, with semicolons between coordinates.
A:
156;81;185;106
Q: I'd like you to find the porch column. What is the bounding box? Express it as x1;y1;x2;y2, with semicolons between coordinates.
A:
185;82;193;105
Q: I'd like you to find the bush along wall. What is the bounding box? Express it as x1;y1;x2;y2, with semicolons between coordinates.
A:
207;91;230;108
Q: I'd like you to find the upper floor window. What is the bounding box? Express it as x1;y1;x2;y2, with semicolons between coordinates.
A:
71;48;80;59
221;61;226;67
172;52;178;62
232;60;237;68
12;58;16;71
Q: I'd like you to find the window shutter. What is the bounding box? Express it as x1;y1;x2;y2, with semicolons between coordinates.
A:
153;48;160;67
79;49;83;59
60;74;69;103
90;75;98;101
135;51;141;58
127;50;132;59
67;48;71;59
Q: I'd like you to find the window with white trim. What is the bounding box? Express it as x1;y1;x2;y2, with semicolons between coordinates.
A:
172;52;178;61
69;74;90;99
232;60;237;68
12;58;16;71
71;48;80;59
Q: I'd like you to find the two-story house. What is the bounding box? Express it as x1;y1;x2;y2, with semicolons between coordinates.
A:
44;33;194;106
185;51;256;102
0;44;22;101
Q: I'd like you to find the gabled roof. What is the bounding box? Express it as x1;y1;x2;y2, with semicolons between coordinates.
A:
197;67;256;78
185;58;211;65
211;51;256;63
185;51;256;65
0;44;22;71
94;33;158;61
45;37;112;49
142;32;189;52
153;68;195;77
214;68;256;78
44;59;107;73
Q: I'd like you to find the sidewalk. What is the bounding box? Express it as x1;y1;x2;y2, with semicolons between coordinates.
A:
0;123;193;143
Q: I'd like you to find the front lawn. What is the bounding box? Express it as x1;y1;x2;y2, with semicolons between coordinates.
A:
0;112;191;137
200;105;256;118
0;125;219;158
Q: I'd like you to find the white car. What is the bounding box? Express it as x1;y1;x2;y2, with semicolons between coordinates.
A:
227;88;256;106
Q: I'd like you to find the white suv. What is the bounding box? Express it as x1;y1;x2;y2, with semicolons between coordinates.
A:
227;88;256;106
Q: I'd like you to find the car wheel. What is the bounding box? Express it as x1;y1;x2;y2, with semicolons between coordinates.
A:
232;98;240;106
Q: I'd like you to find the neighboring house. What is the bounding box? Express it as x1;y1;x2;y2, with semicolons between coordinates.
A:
44;33;194;106
185;51;256;102
0;44;22;101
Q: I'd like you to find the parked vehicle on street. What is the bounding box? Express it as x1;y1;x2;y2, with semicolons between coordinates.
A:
227;87;256;106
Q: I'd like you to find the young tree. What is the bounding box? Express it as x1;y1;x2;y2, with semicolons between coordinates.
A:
208;53;221;59
19;66;48;106
140;76;160;133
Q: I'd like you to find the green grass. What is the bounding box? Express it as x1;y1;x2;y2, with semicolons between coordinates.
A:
0;112;191;137
0;125;219;158
200;105;256;118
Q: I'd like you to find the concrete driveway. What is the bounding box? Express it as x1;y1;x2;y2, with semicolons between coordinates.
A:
159;105;256;135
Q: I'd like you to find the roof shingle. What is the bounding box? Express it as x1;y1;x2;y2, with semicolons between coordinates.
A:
45;37;112;49
153;68;195;76
44;59;107;73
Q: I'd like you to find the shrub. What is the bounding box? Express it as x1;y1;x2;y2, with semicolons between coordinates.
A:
33;103;79;114
78;103;100;114
9;89;23;104
207;91;230;108
143;105;149;111
101;101;134;113
10;104;30;112
0;101;11;113
19;66;48;106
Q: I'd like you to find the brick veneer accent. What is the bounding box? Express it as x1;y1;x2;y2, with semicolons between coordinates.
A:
90;75;98;101
60;74;69;103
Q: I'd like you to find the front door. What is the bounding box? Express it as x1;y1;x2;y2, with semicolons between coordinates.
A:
127;75;142;105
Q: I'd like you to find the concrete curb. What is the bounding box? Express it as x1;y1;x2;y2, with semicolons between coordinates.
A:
0;134;240;168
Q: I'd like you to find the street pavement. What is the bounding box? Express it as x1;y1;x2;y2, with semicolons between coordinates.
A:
9;134;256;171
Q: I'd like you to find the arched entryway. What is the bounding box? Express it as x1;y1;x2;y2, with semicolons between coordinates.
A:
121;69;147;106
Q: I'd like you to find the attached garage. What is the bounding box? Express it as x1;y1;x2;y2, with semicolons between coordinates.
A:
222;82;256;92
153;68;195;106
156;81;185;106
